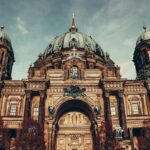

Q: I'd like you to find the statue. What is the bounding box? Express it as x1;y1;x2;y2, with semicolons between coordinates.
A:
94;105;101;118
48;106;55;117
28;65;34;79
114;126;124;139
70;66;79;79
116;65;121;78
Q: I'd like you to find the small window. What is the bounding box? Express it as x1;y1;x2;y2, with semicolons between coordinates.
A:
33;106;39;116
111;105;116;116
10;104;17;116
132;103;139;115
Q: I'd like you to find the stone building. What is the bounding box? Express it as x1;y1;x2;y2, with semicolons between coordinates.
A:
0;16;150;150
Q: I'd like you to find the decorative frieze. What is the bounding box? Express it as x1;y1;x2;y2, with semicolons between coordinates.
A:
124;80;147;94
100;79;124;90
64;85;86;98
25;80;48;91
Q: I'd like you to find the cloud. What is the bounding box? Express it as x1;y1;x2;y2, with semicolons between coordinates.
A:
16;17;29;34
120;62;136;79
123;38;135;47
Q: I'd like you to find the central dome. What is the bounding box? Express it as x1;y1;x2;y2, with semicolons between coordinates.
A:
43;16;104;58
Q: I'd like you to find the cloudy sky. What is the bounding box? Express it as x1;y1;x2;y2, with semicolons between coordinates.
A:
0;0;150;80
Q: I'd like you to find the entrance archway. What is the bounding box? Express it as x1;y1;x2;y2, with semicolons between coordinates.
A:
51;99;100;150
57;111;92;150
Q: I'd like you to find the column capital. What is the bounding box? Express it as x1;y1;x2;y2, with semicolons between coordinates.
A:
140;93;144;97
39;91;46;99
104;90;110;98
118;91;124;98
26;90;32;99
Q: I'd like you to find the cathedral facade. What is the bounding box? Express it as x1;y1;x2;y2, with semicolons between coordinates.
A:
0;16;150;150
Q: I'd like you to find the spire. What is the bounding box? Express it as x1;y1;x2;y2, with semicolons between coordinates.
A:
69;13;78;32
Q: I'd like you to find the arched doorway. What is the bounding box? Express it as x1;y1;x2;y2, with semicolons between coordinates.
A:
56;111;93;150
52;100;100;150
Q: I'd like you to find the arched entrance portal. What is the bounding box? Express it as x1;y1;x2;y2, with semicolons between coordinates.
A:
52;100;100;150
56;111;93;150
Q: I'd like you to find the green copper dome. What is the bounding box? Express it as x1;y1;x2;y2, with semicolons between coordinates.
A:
43;16;105;59
0;26;11;43
136;26;150;46
44;31;104;57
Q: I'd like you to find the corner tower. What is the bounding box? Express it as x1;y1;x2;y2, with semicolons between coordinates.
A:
0;26;15;80
133;26;150;80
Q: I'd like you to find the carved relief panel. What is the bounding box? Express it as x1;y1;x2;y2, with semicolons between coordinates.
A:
56;112;93;150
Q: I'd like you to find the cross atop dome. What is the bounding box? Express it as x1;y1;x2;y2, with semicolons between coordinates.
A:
69;13;78;32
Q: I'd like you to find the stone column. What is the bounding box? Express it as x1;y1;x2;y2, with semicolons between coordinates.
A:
51;122;58;150
104;91;112;132
129;128;134;150
1;94;8;116
118;91;128;138
46;120;53;150
24;91;31;119
39;91;45;126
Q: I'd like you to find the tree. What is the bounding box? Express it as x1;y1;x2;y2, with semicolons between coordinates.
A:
0;115;10;150
139;127;150;150
16;118;45;150
100;121;122;150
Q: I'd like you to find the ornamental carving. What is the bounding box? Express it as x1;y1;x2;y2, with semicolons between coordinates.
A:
64;85;86;98
94;105;101;118
48;106;55;116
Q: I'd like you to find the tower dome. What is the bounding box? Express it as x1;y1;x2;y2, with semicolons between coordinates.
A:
136;26;150;46
134;26;150;80
0;26;11;44
0;26;15;80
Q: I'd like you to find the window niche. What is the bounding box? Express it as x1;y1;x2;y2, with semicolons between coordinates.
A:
70;65;81;80
6;97;22;117
128;96;142;116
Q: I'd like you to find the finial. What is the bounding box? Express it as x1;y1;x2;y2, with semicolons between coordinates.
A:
69;13;77;32
72;13;75;19
143;25;147;32
72;13;76;29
